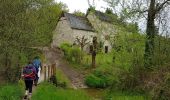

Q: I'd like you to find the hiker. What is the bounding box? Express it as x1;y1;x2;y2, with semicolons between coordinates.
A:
22;61;36;99
32;56;42;85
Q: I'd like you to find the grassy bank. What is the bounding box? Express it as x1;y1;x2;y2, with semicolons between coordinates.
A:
32;82;91;100
0;81;24;100
105;91;150;100
55;67;72;88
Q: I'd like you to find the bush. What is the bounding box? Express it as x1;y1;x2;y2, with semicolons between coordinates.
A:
146;67;170;100
85;66;118;88
70;47;81;63
85;74;106;88
60;43;82;63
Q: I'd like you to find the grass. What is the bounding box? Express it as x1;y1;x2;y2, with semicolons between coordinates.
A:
0;81;24;100
55;68;72;88
32;82;91;100
105;91;150;100
82;53;113;67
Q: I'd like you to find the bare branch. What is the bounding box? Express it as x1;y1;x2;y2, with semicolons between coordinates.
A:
75;35;90;50
156;0;170;14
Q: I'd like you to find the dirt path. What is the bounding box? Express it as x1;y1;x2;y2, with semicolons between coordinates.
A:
42;47;87;89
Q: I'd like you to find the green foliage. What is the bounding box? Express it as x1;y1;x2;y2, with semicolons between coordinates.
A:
112;32;145;71
55;68;72;88
60;43;82;63
85;74;107;88
0;84;24;100
32;82;91;100
106;91;149;100
0;0;63;82
105;8;114;15
78;32;144;94
85;66;118;88
73;10;85;17
110;32;170;99
152;36;170;66
82;53;113;67
107;32;146;93
87;6;96;12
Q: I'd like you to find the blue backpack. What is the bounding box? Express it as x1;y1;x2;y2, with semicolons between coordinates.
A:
33;59;41;72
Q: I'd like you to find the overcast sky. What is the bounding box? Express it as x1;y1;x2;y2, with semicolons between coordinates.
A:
55;0;108;13
55;0;170;35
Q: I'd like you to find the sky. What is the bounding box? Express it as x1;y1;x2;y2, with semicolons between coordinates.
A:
55;0;170;35
55;0;109;13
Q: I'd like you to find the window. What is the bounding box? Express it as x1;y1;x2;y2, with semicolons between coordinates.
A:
105;46;108;53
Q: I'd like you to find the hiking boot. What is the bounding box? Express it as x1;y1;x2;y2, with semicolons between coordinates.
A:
24;95;27;99
28;93;32;99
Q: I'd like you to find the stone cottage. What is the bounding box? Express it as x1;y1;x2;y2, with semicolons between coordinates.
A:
52;10;116;53
51;12;96;52
86;10;116;53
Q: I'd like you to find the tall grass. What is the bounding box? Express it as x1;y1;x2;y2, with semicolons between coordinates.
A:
105;91;150;100
32;82;91;100
0;82;24;100
82;53;113;68
55;68;72;88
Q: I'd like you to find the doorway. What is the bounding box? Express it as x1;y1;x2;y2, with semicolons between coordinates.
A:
105;46;108;53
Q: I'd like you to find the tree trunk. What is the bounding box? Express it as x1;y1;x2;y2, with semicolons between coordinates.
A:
92;37;97;68
92;51;96;68
144;0;156;68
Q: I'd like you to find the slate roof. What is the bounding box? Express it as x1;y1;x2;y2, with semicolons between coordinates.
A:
64;13;94;32
94;11;113;22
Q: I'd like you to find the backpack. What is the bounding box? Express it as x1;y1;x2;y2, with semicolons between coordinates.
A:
23;65;35;79
33;59;41;68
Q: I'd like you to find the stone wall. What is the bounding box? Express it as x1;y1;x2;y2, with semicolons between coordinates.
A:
87;12;117;52
52;13;116;53
51;17;74;47
72;29;96;52
51;17;97;53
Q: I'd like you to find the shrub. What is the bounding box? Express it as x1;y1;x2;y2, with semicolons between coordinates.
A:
60;43;82;64
85;74;106;88
85;66;118;88
70;47;81;63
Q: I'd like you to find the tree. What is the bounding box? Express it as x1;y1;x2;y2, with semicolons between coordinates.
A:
92;37;97;68
0;0;63;82
58;2;69;12
144;0;170;68
87;0;96;8
104;0;170;68
75;36;90;51
75;36;90;61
